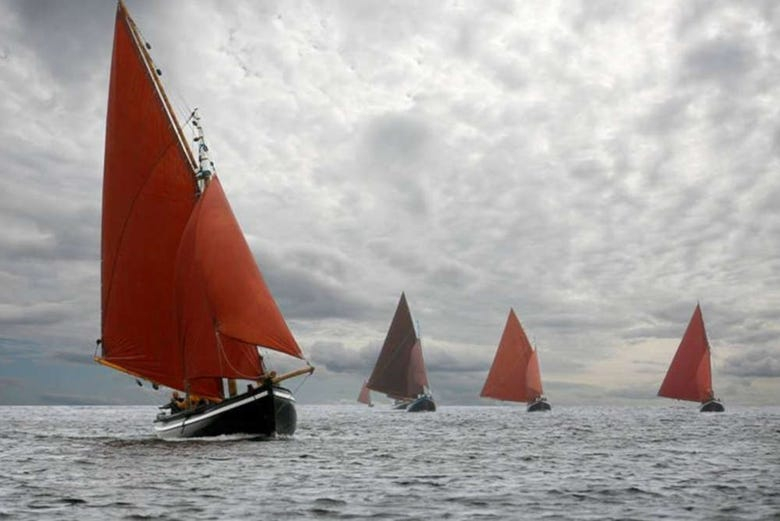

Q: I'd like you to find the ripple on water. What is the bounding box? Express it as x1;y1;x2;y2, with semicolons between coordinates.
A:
0;405;779;521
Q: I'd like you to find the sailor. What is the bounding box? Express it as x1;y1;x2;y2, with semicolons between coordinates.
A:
169;391;185;412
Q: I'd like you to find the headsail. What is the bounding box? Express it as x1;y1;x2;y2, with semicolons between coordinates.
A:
367;293;429;400
658;304;714;403
175;177;303;398
357;381;372;406
481;308;544;403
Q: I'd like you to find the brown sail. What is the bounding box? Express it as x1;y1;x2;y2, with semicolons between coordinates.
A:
658;304;714;403
366;293;430;400
98;2;303;401
481;308;544;403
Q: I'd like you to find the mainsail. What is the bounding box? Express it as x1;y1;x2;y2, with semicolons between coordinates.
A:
98;2;302;400
366;293;429;400
480;308;544;403
658;304;714;403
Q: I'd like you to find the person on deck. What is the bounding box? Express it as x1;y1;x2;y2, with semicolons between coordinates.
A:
169;391;186;412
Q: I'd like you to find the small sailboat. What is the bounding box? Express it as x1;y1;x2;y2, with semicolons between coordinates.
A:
481;309;550;412
357;381;373;407
366;293;436;412
96;1;314;439
658;303;724;412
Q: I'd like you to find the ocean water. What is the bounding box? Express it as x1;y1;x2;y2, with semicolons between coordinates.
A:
0;405;778;520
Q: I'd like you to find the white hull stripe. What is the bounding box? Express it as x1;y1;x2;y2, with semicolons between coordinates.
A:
154;389;295;433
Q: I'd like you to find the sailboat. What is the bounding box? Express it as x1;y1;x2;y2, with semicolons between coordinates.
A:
96;1;314;439
357;381;373;407
366;293;436;412
658;304;724;412
481;308;551;412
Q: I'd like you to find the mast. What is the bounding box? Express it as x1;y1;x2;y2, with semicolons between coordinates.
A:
191;109;215;192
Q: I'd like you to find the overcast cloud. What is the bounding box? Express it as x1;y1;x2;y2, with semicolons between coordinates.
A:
0;0;778;406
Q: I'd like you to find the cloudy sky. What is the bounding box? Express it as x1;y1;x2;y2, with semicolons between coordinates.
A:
1;0;778;406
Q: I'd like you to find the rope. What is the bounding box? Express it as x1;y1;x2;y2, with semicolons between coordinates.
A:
291;368;312;394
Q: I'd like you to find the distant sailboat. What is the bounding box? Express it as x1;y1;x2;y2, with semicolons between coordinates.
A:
96;1;313;439
481;309;550;412
357;381;373;407
366;293;436;412
658;304;724;412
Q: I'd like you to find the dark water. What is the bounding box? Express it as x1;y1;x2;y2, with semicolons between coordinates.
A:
0;405;778;520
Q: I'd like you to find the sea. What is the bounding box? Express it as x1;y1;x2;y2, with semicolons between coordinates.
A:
0;405;778;520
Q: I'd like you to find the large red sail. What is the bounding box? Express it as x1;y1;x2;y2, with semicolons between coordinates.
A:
99;2;197;391
367;293;429;399
481;309;544;403
658;304;713;403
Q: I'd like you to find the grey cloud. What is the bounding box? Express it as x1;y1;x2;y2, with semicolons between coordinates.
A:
682;38;756;86
425;349;491;374
0;302;71;326
425;260;478;289
366;238;428;276
723;348;780;378
358;112;432;216
637;95;692;136
253;245;373;321
604;383;659;401
364;113;431;170
9;0;114;85
307;341;379;375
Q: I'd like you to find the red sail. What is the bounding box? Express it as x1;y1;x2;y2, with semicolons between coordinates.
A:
175;177;303;398
481;309;544;403
99;2;197;391
367;293;429;399
525;350;544;399
357;381;372;405
658;304;714;403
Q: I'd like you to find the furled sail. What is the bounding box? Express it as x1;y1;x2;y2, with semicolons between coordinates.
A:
99;2;197;391
481;308;544;403
99;2;302;400
658;304;713;403
367;293;429;399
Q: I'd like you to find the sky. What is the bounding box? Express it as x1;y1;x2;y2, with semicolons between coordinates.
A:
1;0;778;407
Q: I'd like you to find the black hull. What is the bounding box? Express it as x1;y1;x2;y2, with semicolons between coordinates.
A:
700;399;725;412
154;384;296;439
406;395;436;412
527;398;551;412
